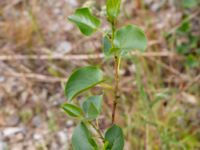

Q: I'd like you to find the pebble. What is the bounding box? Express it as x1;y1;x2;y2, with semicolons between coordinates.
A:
0;77;5;82
57;130;68;144
65;0;78;7
50;142;59;150
65;120;74;127
2;127;25;138
55;41;72;54
6;114;20;126
33;133;43;141
32;116;42;128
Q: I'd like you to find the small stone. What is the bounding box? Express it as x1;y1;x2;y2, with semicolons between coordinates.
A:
2;127;25;138
33;133;43;141
57;130;68;144
32;116;42;127
53;8;61;15
55;41;72;54
65;0;78;7
0;77;5;82
144;0;153;5
65;120;74;127
6;114;20;126
50;142;59;150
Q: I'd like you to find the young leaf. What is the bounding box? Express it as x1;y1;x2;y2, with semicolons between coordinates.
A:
113;24;147;55
86;103;99;119
65;66;103;101
72;122;98;150
62;103;83;118
106;0;121;22
82;95;103;119
68;7;101;36
105;124;124;150
103;35;112;56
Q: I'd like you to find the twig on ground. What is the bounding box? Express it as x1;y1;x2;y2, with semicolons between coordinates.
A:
0;52;179;61
1;72;65;83
182;74;200;91
0;53;104;61
149;58;191;81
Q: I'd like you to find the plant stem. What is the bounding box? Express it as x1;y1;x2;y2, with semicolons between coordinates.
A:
89;122;104;142
111;21;116;46
110;20;120;124
112;55;120;124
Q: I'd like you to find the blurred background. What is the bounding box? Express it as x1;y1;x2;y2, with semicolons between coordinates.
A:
0;0;200;150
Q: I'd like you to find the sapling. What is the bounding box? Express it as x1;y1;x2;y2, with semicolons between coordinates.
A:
62;0;147;149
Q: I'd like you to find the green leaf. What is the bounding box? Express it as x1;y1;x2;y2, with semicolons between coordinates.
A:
65;66;103;101
87;104;99;119
113;24;147;56
62;103;83;118
177;20;191;33
176;35;199;54
185;55;199;68
72;122;98;150
176;44;190;54
105;124;124;150
182;0;200;8
82;95;103;119
68;7;101;36
106;0;121;22
103;35;112;56
103;141;109;150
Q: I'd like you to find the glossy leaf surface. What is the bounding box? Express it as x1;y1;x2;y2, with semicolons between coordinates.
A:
113;24;147;55
62;103;83;117
82;95;103;119
106;0;121;21
72;122;98;150
182;0;200;8
105;124;124;150
65;66;103;101
68;8;101;36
